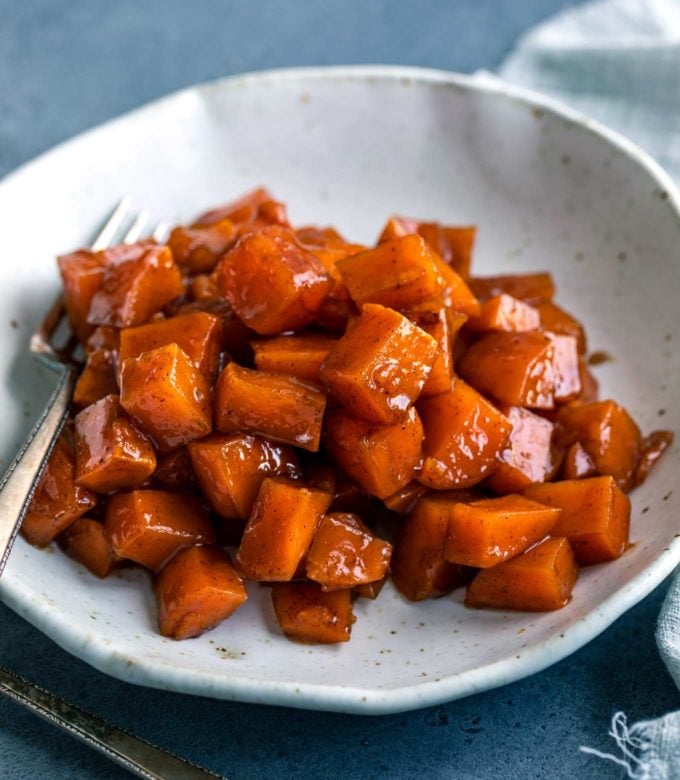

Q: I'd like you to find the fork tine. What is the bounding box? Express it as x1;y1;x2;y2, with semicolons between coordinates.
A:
151;221;170;244
123;209;150;244
91;197;132;250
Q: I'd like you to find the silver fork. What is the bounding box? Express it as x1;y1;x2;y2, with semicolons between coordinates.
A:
0;200;222;779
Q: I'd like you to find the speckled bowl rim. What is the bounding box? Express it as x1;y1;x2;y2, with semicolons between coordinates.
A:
1;65;679;715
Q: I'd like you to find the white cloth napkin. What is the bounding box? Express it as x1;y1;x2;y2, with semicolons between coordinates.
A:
495;1;680;777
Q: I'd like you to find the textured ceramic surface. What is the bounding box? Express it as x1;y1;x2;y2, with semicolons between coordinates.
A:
0;66;678;715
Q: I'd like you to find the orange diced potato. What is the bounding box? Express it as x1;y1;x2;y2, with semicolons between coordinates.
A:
466;294;540;333
74;394;156;493
236;478;331;580
305;513;392;590
193;187;275;226
355;579;387;599
22;437;97;547
87;242;183;328
155;546;247;640
271;582;354;644
465;537;579;611
153;448;198;491
120;343;212;452
59;517;120;578
167;218;237;273
213;225;333;335
547;333;581;401
404;303;456;397
525;476;631;564
561;442;597;480
73;349;119;408
383;481;428;514
188;434;300;519
251;333;337;383
469;272;555;304
57;249;106;342
106;490;214;570
215;363;326;452
176;297;254;366
536;301;586;354
319;303;439;424
324;406;423;499
418;380;512;489
443;494;561;568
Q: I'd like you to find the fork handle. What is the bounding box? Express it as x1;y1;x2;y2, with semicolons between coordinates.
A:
0;362;76;577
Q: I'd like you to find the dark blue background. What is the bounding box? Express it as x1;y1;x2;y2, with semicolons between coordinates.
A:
2;1;676;778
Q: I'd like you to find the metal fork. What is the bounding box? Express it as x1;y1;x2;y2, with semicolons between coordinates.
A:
0;200;222;779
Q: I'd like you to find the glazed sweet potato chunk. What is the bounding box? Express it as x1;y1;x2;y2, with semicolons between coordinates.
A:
525;476;631;564
319;303;439;424
215;363;326;452
465;537;579;611
391;492;473;601
535;301;586;354
324;406;424;499
120;343;212;452
469;273;555;304
175;297;253;366
557;400;642;491
106;490;214;570
57;249;106;343
466;294;540;333
73;349;119;408
188;434;300;519
74;394;156;493
153;448;198;491
443;494;561;568
251;333;337;383
305;513;392;590
22;437;97;547
458;331;556;409
167;218;237;273
418;380;512;490
404;303;456;397
382;482;428;514
59;517;119;578
118;312;222;380
236;478;332;581
561;442;597;480
486;406;554;494
213;225;333;335
87;242;183;328
155;546;247;640
547;333;581;401
354;579;386;600
271;582;355;644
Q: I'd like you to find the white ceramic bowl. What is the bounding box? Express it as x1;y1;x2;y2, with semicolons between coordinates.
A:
1;66;678;715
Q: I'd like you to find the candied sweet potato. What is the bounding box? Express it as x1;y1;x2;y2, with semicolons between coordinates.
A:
153;448;197;491
383;481;428;514
167;218;237;273
465;537;578;611
466;294;540;333
305;513;392;590
547;333;581;402
525;476;631;564
236;478;332;581
22;437;97;547
536;301;586;354
188;434;300;519
106;490;214;570
57;249;106;343
404;303;456;397
74;394;156;493
469;273;555;304
271;582;354;644
175;297;253;366
215;363;326;452
193;187;275;227
120;343;212;452
442;494;560;568
418;380;512;490
251;333;337;383
561;442;597;480
324;406;424;499
155;546;247;640
319;303;439;425
213;225;333;335
73;348;119;408
354;579;386;600
59;517;119;578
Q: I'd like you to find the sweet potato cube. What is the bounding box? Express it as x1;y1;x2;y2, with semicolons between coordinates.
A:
271;582;354;644
155;546;247;640
251;333;337;383
536;301;586;354
557;400;642;491
578;359;600;404
383;481;428;514
458;331;556;409
486;406;554;494
59;517;120;578
176;297;253;365
634;430;674;487
188;434;300;519
466;294;540;333
167;218;237;273
213;225;333;335
118;312;222;380
561;442;597;480
21;437;97;547
391;492;473;601
547;333;581;401
193;187;275;227
404;303;456;397
465;537;579;611
443;494;561;568
87;242;183;328
418;380;512;489
153;448;198;490
324;406;423;499
120;343;212;452
106;490;215;570
215;363;326;452
73;349;119;408
469;273;555;304
430;256;480;317
236;477;331;581
319;303;439;424
74;394;156;493
355;579;387;600
57;250;106;343
525;476;631;564
306;513;392;590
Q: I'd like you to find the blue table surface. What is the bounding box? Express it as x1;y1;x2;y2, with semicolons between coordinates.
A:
2;1;677;778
